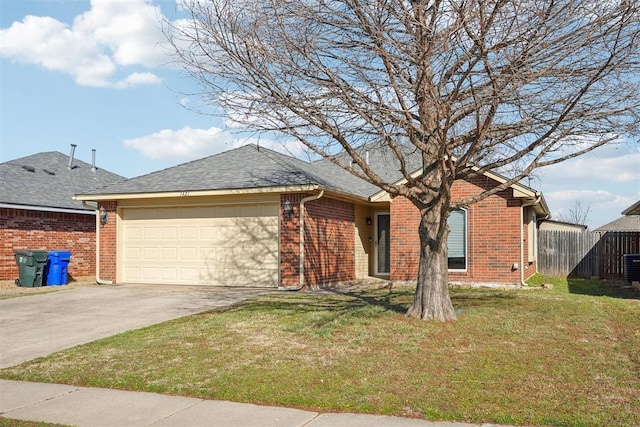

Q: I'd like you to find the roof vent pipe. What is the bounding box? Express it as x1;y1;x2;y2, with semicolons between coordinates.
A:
91;149;97;173
68;144;77;170
365;150;369;165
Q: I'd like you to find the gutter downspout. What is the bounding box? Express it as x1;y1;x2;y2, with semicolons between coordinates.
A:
82;201;114;285
283;190;325;291
520;194;542;287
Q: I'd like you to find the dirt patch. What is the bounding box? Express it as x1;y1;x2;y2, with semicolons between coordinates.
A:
0;277;96;299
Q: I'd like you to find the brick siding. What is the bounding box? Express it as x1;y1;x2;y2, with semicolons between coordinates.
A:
280;194;356;288
97;202;117;281
390;176;531;285
0;208;96;281
280;194;303;287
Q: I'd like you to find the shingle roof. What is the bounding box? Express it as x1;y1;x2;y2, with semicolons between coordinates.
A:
79;144;381;199
77;143;546;212
0;151;125;211
594;215;640;232
317;142;423;184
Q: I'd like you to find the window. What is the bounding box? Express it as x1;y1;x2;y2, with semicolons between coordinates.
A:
527;208;537;262
448;208;467;270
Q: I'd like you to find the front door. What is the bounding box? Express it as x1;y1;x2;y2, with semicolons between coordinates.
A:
375;213;390;275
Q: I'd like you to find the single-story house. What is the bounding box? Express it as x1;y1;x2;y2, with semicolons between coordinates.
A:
0;147;124;281
75;144;549;289
594;200;640;232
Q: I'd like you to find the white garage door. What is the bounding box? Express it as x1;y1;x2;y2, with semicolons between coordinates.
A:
120;204;279;287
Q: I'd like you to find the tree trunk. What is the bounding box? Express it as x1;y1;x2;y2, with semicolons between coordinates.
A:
405;198;457;321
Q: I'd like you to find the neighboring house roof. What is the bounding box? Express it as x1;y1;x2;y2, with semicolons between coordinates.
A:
76;144;549;216
594;215;640;232
622;200;640;216
539;219;588;232
594;200;640;232
0;151;125;212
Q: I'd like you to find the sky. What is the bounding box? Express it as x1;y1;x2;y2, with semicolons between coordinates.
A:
1;0;638;230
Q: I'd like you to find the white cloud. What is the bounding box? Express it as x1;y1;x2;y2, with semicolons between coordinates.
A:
123;126;306;162
539;144;640;185
114;72;163;89
124;127;231;160
0;0;168;88
73;0;169;67
546;189;634;211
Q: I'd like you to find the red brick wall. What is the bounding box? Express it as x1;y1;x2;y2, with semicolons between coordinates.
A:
390;176;528;285
280;194;356;288
0;208;96;281
390;197;421;281
280;194;303;287
305;197;356;286
98;202;117;281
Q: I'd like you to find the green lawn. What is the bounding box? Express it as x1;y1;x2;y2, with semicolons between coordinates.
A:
0;418;68;427
1;276;639;426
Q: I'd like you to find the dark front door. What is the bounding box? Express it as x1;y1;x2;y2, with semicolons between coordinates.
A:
375;213;390;275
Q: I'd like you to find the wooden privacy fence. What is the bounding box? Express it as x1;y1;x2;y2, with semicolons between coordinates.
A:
538;230;640;279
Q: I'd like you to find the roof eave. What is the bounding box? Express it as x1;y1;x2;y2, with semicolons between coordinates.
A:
622;200;640;216
74;183;377;206
0;202;95;215
74;185;323;202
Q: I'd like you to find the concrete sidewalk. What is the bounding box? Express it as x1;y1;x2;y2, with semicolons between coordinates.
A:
0;380;504;427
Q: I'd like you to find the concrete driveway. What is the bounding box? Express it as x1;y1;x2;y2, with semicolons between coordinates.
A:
0;284;271;369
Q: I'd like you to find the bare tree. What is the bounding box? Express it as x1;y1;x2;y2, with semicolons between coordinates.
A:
167;0;640;321
558;200;592;226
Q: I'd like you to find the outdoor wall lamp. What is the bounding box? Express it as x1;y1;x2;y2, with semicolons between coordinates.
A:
366;217;372;225
283;200;294;218
99;206;108;226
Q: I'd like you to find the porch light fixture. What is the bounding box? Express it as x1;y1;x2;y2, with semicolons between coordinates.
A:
366;217;372;225
283;200;294;218
99;206;108;226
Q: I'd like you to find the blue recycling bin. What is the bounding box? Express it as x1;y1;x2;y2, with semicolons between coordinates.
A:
46;250;72;286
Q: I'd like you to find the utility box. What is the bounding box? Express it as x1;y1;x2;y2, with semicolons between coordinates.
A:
623;254;640;284
46;250;72;286
14;250;49;287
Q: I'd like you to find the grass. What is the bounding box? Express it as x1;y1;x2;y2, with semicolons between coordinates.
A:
0;418;68;427
1;277;639;426
0;280;94;300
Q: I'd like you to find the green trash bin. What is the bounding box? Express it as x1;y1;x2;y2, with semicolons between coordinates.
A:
14;250;49;287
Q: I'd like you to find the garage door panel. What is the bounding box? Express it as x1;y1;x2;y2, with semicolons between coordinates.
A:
180;247;197;260
144;227;160;239
200;226;216;240
126;226;142;239
162;227;178;240
143;247;159;260
121;204;278;287
124;266;141;281
161;247;177;260
142;267;158;280
180;227;197;240
125;247;141;260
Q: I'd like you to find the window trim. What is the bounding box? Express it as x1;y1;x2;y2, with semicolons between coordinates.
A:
448;207;468;272
527;208;537;263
